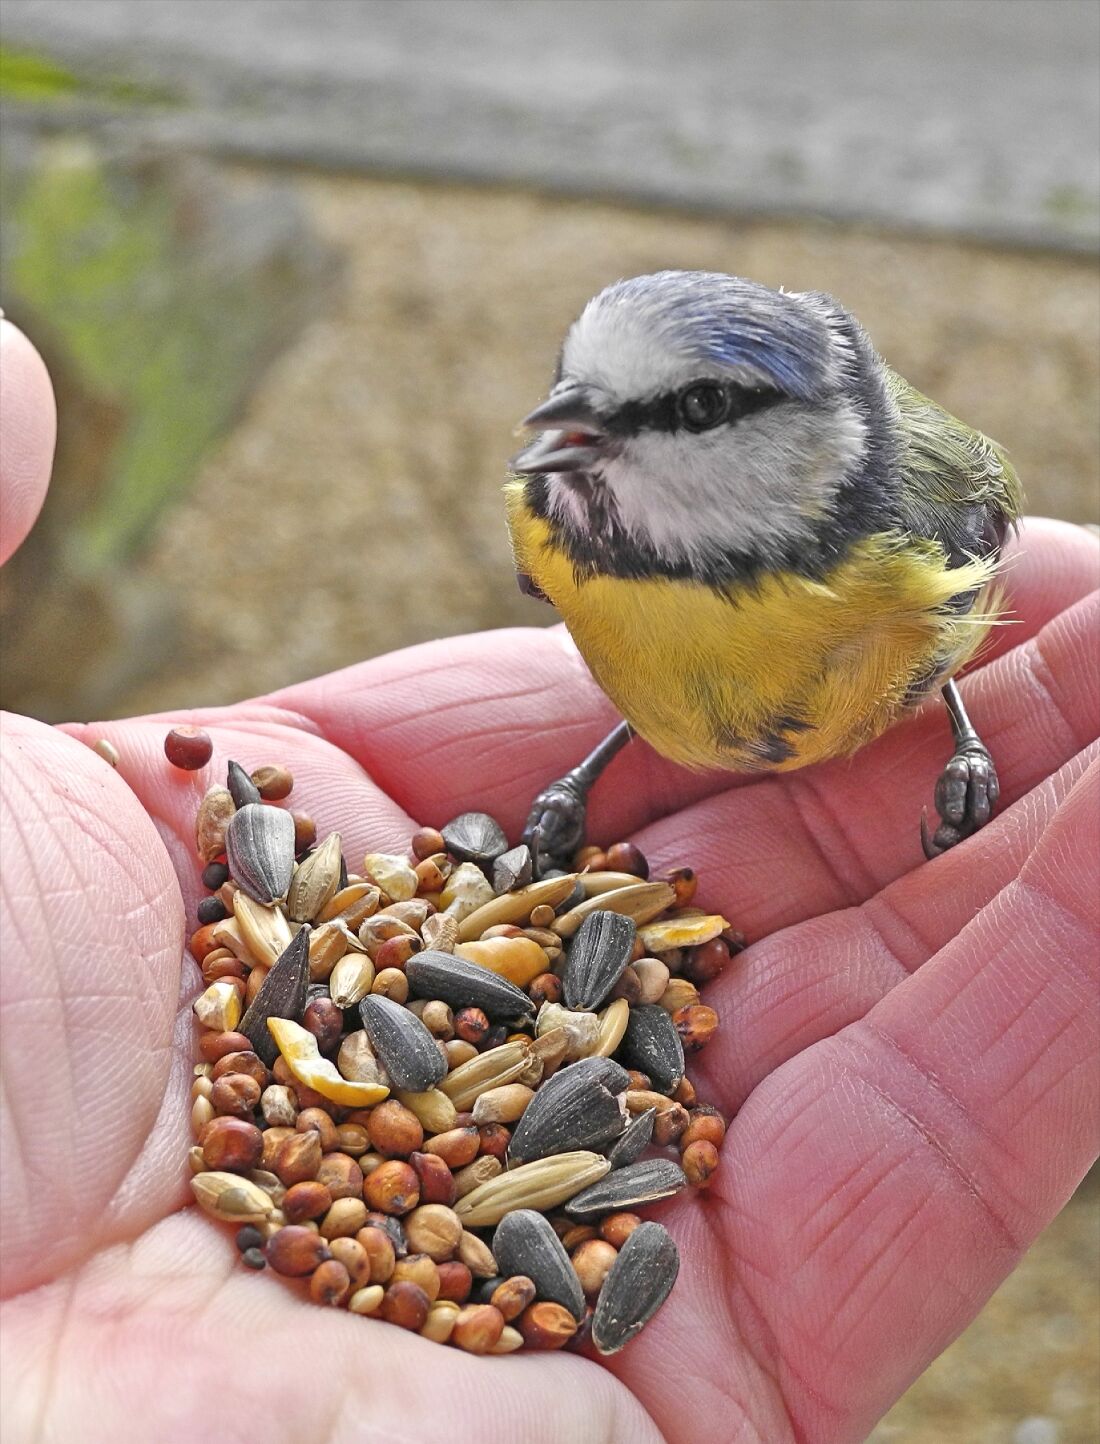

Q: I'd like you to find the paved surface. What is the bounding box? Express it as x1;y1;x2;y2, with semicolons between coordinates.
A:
3;0;1098;249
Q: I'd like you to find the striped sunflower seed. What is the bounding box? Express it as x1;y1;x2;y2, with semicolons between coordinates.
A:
492;1208;586;1321
226;759;262;808
561;908;637;1011
606;1106;656;1168
455;1151;611;1227
225;803;296;905
441;811;509;865
358;993;447;1092
238;926;310;1065
591;1221;679;1355
492;844;533;894
508;1057;628;1166
406;952;535;1020
564;1157;687;1220
618;1003;686;1095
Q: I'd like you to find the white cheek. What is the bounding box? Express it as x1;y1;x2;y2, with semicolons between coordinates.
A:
602;402;867;563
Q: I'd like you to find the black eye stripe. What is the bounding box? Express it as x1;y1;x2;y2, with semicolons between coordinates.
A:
604;383;784;436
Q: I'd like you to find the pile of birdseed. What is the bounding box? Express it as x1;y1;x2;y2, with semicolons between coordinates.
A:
177;726;736;1356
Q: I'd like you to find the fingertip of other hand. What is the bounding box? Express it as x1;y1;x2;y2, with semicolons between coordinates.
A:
0;318;56;566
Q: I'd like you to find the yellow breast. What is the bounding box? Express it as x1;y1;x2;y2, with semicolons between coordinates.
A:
506;488;1000;771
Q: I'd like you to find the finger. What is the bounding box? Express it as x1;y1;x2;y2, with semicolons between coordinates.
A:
265;521;1099;847
723;760;1100;1444
1;1211;666;1444
0;713;183;1298
0;319;55;566
631;591;1099;940
687;740;1097;1117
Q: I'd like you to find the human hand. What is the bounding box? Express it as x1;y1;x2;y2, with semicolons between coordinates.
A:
2;319;1097;1443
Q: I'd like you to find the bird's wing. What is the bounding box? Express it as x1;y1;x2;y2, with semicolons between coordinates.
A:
885;369;1024;569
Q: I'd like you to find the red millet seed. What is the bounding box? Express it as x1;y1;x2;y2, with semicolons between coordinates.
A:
164;726;213;771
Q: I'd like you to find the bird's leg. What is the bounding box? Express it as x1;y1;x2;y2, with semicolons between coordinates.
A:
921;678;1000;858
522;721;634;875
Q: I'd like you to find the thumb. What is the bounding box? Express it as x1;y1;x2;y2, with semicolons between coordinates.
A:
0;317;56;565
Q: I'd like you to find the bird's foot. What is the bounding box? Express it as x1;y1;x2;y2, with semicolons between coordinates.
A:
921;741;1000;858
522;777;588;876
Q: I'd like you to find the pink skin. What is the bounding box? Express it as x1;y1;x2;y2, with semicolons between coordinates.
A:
1;320;1097;1444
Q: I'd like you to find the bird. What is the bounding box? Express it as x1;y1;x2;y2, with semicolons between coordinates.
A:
505;270;1023;869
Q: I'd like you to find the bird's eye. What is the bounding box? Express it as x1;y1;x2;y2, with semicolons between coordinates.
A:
678;382;730;431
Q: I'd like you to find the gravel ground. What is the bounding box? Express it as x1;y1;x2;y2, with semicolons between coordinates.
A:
100;171;1098;1441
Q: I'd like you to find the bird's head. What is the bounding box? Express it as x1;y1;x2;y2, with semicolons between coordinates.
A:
512;271;882;578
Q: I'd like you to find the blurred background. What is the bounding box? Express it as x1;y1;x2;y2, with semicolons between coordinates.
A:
0;1;1097;1437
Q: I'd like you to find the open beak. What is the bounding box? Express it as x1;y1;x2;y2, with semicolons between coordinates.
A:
511;384;609;474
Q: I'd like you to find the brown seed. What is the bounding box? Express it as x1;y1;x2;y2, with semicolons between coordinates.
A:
195;785;236;863
371;967;410;1003
414;859;448;895
381;1280;430;1331
561;1224;597;1252
673;1003;719;1052
359;1152;385;1177
265;1225;330;1277
658;977;700;1013
260;1126;294;1170
251;764;294;801
296;1107;339;1153
371;936;417;973
490;1275;536;1322
411;827;447;860
363;1160;420;1215
672;1077;698;1108
327;1236;372;1288
292;812;317;852
355;1226;397;1284
518;1301;577;1351
682;1138;719;1188
410;1151;458;1207
453;1007;490;1047
421;1000;455;1040
309;1258;351;1306
320;1197;369;1239
166;725;213;771
368;1101;424;1159
572;1239;618;1297
404;1204;463;1262
477;1123;511;1161
528;973;562;1008
471;1084;534;1125
202;955;247;985
682;1106;726;1150
529;903;556;928
453;1155;503;1199
599;1212;642;1248
283;1180;333;1223
652;1101;690;1148
605;842;648;878
302;998;343;1056
209;1072;261;1119
662;866;698;907
436;1260;473;1303
269;1129;323;1187
609;966;642;1005
244;967;268;1006
336;1123;371;1155
317;1153;365;1201
452;1304;504;1355
198;1030;253;1064
423;1127;480;1169
201;1117;263;1173
682;935;730;984
391;1253;440;1301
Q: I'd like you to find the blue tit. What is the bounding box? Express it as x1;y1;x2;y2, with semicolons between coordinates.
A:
506;270;1023;867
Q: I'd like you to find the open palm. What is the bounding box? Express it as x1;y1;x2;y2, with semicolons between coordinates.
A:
2;321;1098;1443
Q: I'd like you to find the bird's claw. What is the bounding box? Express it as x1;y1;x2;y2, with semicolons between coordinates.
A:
522;778;587;875
921;743;1000;859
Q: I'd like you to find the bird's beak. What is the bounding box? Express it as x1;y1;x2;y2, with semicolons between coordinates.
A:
511;384;609;475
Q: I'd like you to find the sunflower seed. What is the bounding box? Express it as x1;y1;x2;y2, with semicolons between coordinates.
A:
552;881;677;939
618;1003;686;1095
226;759;262;808
405;952;535;1020
492;844;533;894
441;811;509;865
606;1107;656;1168
358;994;447;1091
238;926;310;1065
492;1209;586;1320
286;831;343;922
591;1221;679;1355
455;1151;611;1227
564;1157;687;1220
225;803;296;905
508;1057;628;1165
563;909;637;1010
